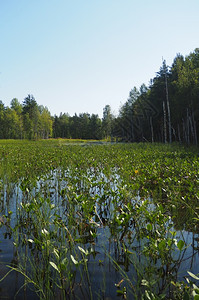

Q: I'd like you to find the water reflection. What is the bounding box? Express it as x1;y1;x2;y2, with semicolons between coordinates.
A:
0;170;199;299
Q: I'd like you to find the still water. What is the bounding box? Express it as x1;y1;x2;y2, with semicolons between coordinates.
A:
0;174;199;299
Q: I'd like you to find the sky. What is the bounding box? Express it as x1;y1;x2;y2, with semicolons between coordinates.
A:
0;0;199;118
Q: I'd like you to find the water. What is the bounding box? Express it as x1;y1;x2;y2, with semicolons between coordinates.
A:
0;172;199;299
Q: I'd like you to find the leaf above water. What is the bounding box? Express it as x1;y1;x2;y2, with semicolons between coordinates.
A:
71;255;78;265
187;271;199;281
50;262;60;273
177;240;185;251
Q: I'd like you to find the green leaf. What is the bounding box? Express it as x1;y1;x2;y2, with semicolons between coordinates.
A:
158;239;166;251
50;261;60;273
194;295;199;300
187;271;199;281
53;248;59;258
141;279;149;287
167;239;172;247
61;257;68;265
71;255;78;265
170;230;176;237
27;239;34;243
177;240;185;251
195;288;199;294
147;223;152;231
78;246;89;255
116;289;124;295
41;228;49;235
144;290;151;300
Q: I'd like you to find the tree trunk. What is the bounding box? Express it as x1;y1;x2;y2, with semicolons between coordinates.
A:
192;111;198;145
163;101;167;143
187;109;190;145
165;72;172;143
178;124;181;143
150;116;154;143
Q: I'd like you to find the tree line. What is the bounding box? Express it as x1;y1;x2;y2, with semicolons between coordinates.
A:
115;48;199;144
0;95;111;140
1;48;199;143
0;95;53;140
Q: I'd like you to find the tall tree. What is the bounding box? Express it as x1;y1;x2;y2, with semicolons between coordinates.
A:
0;101;5;138
4;108;22;139
39;107;53;139
118;87;141;141
10;98;23;138
10;98;22;115
89;114;102;139
22;95;39;139
102;105;113;139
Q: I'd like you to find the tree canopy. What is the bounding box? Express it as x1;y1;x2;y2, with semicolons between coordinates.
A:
1;49;199;144
115;48;199;144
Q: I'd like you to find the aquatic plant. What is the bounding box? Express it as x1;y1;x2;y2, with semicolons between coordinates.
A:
0;140;199;299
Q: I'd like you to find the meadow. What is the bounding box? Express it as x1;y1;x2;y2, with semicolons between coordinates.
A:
0;139;199;299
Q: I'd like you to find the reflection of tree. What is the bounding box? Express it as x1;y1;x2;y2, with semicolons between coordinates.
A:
170;200;199;233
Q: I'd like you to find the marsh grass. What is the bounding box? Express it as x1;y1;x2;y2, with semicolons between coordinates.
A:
0;140;199;299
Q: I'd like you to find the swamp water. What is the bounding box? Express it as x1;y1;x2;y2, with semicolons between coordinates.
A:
0;167;199;300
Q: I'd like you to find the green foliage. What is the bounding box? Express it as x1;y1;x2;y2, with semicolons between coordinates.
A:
116;48;199;144
0;141;199;299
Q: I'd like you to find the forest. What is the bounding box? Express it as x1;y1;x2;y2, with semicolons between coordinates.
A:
0;48;199;144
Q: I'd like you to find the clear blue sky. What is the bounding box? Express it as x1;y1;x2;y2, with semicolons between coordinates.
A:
0;0;198;118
